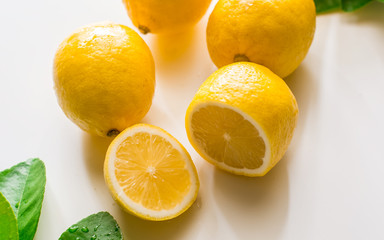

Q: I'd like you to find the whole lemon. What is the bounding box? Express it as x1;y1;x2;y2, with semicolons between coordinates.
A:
206;0;316;78
53;22;155;137
123;0;212;34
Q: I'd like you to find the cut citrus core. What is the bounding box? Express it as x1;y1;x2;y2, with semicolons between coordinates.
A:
104;124;199;221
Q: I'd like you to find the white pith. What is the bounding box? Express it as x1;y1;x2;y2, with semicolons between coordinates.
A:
106;125;198;219
187;101;272;176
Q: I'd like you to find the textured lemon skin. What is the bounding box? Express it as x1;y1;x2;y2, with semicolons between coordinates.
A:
53;23;155;137
206;0;316;78
123;0;212;34
104;123;200;221
186;62;298;176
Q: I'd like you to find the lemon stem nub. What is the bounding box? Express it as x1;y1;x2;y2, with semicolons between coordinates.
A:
107;129;120;137
138;25;150;34
234;54;250;63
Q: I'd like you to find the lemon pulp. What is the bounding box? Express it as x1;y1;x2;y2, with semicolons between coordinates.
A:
190;104;268;171
115;132;191;211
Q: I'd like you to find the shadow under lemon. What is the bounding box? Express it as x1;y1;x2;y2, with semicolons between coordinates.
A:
212;154;290;240
82;133;113;206
142;25;216;135
82;133;113;175
285;63;317;147
150;21;215;86
115;195;202;240
152;27;196;63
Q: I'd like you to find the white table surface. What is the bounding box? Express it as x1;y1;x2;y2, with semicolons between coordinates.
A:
1;0;384;239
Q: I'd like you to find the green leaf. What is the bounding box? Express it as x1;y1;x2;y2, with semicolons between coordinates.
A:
314;0;342;13
0;192;18;240
59;212;123;240
341;0;372;11
315;0;380;12
0;158;46;240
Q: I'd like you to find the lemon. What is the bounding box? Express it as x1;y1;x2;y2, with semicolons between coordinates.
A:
185;62;298;176
122;0;212;34
104;124;199;221
53;22;155;137
206;0;316;78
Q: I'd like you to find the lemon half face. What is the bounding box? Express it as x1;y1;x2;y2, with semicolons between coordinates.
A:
186;62;298;176
104;124;199;221
187;102;272;176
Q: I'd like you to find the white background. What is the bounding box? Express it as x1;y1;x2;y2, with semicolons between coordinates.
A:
1;0;384;239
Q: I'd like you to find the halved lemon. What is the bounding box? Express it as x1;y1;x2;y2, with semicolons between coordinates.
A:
104;124;199;221
185;62;298;177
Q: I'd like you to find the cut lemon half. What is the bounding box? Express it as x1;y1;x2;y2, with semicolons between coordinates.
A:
104;124;199;221
185;62;298;177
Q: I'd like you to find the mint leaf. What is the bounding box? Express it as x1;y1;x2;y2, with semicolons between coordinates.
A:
0;192;18;240
315;0;379;12
59;212;123;240
0;158;46;240
314;0;341;13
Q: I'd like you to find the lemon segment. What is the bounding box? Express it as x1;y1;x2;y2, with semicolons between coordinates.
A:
104;124;199;221
186;62;298;177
